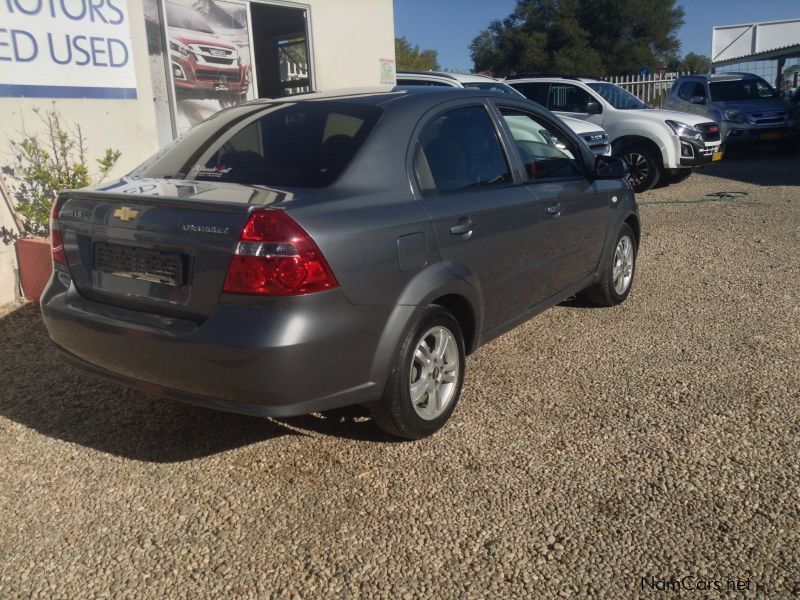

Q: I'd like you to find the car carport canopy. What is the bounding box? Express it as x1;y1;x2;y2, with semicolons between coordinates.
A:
712;18;800;67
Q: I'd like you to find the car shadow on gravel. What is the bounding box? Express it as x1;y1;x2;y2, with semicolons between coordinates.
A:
0;304;397;460
0;304;302;461
696;146;800;187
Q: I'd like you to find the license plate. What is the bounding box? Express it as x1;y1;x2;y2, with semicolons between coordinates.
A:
712;151;724;161
214;83;229;92
760;132;781;141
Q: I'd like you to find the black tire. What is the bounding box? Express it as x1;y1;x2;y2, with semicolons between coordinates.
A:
370;306;466;440
585;223;637;307
665;170;692;185
617;143;661;192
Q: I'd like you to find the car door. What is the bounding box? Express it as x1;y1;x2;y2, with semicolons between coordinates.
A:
547;82;605;128
493;102;612;298
410;101;548;332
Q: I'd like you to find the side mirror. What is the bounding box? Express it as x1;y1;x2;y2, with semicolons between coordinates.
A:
690;96;705;104
594;155;627;180
585;101;602;114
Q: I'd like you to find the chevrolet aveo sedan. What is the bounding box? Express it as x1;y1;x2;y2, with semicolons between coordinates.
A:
42;87;639;439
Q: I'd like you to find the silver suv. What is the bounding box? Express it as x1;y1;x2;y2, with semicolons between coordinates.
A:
665;73;799;153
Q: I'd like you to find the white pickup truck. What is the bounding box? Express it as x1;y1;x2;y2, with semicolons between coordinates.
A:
508;77;724;191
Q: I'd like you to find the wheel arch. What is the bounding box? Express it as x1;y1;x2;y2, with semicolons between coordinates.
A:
611;135;666;168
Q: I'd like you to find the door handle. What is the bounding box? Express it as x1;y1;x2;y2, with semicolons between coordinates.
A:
546;203;562;218
449;218;474;236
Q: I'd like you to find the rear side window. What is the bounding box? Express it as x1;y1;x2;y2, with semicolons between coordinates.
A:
415;105;511;192
510;82;549;106
679;81;705;100
142;102;382;188
548;84;597;112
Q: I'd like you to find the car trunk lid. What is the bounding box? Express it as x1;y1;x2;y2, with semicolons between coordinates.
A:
56;177;301;319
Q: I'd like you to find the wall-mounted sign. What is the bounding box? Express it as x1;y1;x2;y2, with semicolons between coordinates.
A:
380;57;395;85
0;0;137;99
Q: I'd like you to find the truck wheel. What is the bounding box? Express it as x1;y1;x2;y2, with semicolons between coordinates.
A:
618;144;661;192
585;223;637;307
370;306;465;440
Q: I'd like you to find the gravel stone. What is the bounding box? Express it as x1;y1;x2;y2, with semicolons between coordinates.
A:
0;147;798;598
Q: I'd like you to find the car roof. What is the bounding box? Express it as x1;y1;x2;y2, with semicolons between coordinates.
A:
678;72;761;82
397;70;504;85
507;76;602;84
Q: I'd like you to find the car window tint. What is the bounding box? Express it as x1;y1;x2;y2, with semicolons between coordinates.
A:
548;84;596;112
499;108;583;181
679;81;705;100
509;82;549;106
140;102;382;188
415;106;511;192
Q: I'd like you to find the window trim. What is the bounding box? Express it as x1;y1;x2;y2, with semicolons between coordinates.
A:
408;99;520;198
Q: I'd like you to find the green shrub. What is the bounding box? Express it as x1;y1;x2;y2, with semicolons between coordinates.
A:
2;107;121;238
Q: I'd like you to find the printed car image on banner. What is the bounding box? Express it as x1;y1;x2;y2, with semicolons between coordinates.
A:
163;0;254;134
0;0;137;98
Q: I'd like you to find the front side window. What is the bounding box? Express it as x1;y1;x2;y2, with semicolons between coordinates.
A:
548;84;598;113
415;106;511;192
499;108;583;181
710;78;777;101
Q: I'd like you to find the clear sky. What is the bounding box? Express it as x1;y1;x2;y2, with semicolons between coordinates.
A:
393;0;800;71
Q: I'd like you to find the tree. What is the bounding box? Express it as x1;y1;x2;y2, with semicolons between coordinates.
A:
470;0;685;77
395;37;440;71
680;52;711;74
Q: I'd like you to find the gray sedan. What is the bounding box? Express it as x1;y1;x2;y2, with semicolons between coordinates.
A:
41;87;639;439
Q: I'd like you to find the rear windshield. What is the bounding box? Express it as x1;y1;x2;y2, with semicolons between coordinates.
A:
138;102;382;188
709;78;776;101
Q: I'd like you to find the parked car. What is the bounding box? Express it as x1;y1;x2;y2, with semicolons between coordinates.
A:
166;3;249;108
508;76;724;191
397;71;611;156
41;87;639;440
666;72;799;154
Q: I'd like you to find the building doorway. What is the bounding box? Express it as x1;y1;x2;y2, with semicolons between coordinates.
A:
249;3;313;99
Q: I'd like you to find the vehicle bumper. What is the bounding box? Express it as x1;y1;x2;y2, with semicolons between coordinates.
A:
720;123;798;145
171;53;249;96
41;273;401;417
677;137;723;166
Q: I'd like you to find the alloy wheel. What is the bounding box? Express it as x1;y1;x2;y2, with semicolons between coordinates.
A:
612;235;635;295
623;152;650;187
409;326;459;420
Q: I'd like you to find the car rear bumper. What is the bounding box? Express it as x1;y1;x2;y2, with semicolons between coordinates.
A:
41;273;401;417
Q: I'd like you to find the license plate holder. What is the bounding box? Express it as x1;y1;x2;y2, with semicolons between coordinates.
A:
760;132;781;141
214;83;229;92
94;243;184;287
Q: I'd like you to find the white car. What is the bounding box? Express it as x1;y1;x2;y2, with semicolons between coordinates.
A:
396;71;611;156
507;77;724;191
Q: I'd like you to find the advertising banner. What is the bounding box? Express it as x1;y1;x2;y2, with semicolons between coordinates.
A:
163;0;254;135
0;0;137;99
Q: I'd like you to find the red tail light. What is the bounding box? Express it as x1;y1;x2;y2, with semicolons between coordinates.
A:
223;210;339;296
50;199;66;265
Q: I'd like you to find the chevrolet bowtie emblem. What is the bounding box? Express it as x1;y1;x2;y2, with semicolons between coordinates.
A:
113;207;140;221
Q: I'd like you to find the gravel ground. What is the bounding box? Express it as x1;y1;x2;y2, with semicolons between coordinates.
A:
1;147;798;598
